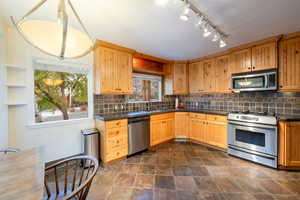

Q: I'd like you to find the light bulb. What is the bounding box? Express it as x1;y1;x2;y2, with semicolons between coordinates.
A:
195;15;204;27
203;28;211;37
212;33;219;42
155;0;169;6
219;39;227;48
180;4;190;21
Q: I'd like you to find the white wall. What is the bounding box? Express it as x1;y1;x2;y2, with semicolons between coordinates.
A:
5;26;95;162
0;20;8;148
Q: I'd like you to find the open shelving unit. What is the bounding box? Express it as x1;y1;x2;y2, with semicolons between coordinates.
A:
4;64;28;107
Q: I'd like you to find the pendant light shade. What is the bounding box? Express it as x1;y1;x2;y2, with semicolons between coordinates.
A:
11;0;94;59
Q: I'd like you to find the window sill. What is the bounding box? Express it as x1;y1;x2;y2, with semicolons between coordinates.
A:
27;118;93;129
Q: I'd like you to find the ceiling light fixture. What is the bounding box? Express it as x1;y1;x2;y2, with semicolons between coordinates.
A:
179;1;190;21
11;0;94;60
177;0;228;48
155;0;169;6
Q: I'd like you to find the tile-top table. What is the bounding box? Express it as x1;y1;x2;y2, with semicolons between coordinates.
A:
0;148;44;200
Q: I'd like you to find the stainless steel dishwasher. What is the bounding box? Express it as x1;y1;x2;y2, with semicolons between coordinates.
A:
128;116;150;155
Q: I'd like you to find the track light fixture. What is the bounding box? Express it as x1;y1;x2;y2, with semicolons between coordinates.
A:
178;0;228;48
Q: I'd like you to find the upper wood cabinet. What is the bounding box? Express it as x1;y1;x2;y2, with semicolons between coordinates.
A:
164;63;188;95
230;48;252;73
203;59;216;92
215;55;231;93
279;121;300;168
279;37;300;91
189;62;205;94
252;42;277;71
231;42;277;74
94;46;133;95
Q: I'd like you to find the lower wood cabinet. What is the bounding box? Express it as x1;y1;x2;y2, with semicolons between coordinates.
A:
150;113;174;146
175;112;190;138
279;121;300;168
189;114;227;149
95;119;128;163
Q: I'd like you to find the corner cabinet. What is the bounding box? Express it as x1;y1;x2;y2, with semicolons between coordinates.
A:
150;113;174;146
164;63;188;95
279;121;300;169
279;37;300;91
94;46;133;94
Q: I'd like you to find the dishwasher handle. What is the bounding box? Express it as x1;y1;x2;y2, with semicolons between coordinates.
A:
128;116;150;123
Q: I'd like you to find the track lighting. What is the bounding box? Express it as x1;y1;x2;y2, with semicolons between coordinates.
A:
195;15;204;27
180;3;190;21
212;33;220;42
203;25;211;37
219;39;227;48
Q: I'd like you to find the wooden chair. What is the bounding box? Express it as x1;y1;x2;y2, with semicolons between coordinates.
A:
0;148;20;154
44;155;99;200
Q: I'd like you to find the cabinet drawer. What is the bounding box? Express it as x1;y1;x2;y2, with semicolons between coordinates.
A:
189;113;206;120
151;113;174;121
105;119;127;129
106;127;128;138
107;135;128;150
106;146;128;161
206;114;227;122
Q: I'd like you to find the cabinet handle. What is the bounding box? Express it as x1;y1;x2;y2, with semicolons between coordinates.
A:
116;140;120;144
248;67;251;70
162;121;166;124
279;85;283;88
252;66;256;69
116;122;120;125
116;88;122;91
116;131;119;134
117;152;120;155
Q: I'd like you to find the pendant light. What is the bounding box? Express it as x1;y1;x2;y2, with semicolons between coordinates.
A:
11;0;94;59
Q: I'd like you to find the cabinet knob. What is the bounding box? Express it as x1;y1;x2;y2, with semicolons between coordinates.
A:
248;67;251;70
116;131;119;134
252;66;256;69
279;85;283;88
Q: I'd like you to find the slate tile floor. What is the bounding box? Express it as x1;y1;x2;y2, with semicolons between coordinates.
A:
88;141;300;200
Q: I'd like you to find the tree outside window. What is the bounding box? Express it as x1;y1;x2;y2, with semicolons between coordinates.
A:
34;70;88;123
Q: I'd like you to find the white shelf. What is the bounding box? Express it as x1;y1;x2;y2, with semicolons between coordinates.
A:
5;64;27;71
6;84;27;88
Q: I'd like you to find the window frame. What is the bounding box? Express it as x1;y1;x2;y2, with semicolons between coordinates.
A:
128;73;162;103
28;58;93;128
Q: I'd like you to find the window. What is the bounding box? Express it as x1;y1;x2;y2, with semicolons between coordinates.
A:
128;74;162;102
34;69;88;123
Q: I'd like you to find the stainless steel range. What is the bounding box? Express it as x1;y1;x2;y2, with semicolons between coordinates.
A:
227;111;278;168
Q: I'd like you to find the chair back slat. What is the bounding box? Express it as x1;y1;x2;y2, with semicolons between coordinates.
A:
44;155;99;200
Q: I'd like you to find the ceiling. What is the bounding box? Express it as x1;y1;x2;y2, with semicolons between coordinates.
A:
0;0;300;60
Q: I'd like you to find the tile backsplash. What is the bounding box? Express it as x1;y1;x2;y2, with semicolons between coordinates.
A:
94;95;175;115
94;92;300;116
179;92;300;115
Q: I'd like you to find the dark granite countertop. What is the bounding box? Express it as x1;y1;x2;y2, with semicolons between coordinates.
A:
94;109;229;121
277;115;300;122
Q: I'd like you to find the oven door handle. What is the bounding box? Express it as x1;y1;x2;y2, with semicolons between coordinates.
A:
228;121;277;130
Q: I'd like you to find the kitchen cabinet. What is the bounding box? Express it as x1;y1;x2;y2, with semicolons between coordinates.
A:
175;112;189;138
231;42;277;74
203;59;216;92
95;119;128;163
215;55;231;93
279;121;300;168
252;42;277;71
189;113;227;149
94;46;133;94
279;37;300;91
230;48;252;73
189;62;205;94
164;63;188;95
150;113;174;146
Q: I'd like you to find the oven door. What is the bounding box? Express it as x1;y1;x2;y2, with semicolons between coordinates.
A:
228;121;277;156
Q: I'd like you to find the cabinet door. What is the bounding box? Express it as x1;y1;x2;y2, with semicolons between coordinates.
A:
150;120;161;146
175;112;189;138
96;47;118;94
207;121;227;149
203;59;216;92
279;38;300;91
231;48;252;73
189;62;204;93
279;121;300;167
117;51;133;94
189;118;199;141
165;118;174;141
215;56;230;93
173;63;188;94
189;118;206;142
252;42;277;71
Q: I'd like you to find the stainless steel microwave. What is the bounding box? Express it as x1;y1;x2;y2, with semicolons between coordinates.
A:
231;69;277;92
